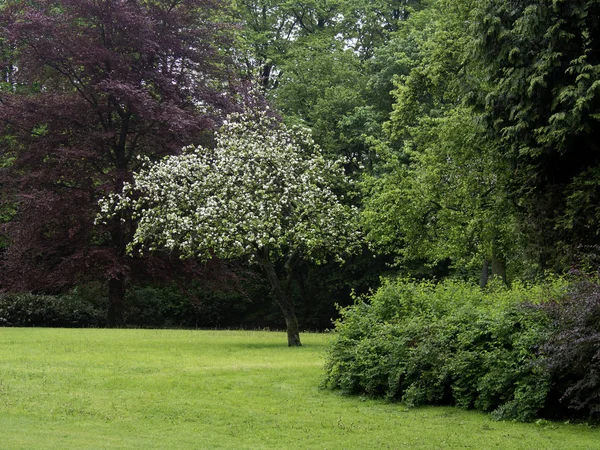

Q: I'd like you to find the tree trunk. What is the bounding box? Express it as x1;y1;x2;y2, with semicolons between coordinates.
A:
482;237;509;288
107;190;128;327
491;244;508;286
258;247;302;346
107;276;125;326
480;258;490;288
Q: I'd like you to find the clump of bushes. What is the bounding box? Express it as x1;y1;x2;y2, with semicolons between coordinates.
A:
323;277;600;422
541;281;600;420
0;292;107;327
0;280;269;330
123;283;259;329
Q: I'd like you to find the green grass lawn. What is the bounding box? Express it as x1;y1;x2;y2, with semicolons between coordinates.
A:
0;329;598;449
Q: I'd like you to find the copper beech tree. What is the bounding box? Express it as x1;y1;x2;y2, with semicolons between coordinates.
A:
99;112;360;345
0;0;237;322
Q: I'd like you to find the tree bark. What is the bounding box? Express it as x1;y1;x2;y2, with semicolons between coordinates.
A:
258;247;302;346
480;258;490;288
107;222;127;326
481;251;508;288
107;181;128;327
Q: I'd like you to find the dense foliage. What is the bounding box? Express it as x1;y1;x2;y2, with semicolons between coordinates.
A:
323;277;600;422
322;279;561;421
472;0;600;269
541;281;600;419
0;0;237;322
321;0;600;419
0;292;106;328
0;281;271;329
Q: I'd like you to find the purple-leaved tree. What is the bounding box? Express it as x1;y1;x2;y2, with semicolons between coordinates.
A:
0;0;238;323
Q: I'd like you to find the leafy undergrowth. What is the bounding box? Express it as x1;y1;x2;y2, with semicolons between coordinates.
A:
0;328;598;449
323;278;600;423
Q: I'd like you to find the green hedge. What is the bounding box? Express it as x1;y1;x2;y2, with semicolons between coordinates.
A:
0;292;107;328
0;280;268;330
322;278;569;421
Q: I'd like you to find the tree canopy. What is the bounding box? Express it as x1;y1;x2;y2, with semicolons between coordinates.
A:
472;0;600;270
358;0;600;282
0;0;237;320
100;111;360;345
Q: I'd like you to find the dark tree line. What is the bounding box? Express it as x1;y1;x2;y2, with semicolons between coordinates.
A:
0;0;239;323
473;0;600;271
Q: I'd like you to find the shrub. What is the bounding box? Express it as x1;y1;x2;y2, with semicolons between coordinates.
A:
0;292;106;327
123;281;264;329
541;280;600;420
323;278;565;421
0;279;267;330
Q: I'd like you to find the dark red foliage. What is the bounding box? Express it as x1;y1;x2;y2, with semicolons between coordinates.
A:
0;0;239;310
541;281;600;419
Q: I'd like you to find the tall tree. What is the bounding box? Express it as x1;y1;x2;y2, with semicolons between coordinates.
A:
228;0;301;90
275;35;369;158
472;0;600;270
0;0;236;321
361;0;526;284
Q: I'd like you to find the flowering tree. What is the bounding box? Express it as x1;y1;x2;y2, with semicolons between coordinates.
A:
100;112;360;346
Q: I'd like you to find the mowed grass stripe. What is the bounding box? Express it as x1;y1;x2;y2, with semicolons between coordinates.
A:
0;328;598;449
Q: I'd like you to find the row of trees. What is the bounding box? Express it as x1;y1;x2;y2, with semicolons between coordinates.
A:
250;0;600;283
2;0;600;344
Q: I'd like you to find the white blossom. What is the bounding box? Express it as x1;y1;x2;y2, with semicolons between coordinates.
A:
98;111;361;263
